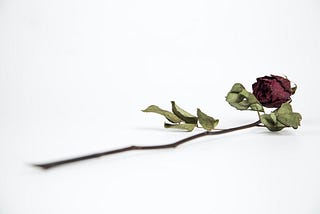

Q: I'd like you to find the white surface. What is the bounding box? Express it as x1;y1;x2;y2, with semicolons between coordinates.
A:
1;0;320;213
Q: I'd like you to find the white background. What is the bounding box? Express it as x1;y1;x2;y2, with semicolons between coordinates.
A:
1;0;320;213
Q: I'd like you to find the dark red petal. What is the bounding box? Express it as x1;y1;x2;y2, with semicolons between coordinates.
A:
271;75;291;94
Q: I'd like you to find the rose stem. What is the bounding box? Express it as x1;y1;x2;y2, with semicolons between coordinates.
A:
33;120;261;170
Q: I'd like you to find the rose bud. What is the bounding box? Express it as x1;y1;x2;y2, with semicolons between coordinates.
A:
252;75;294;108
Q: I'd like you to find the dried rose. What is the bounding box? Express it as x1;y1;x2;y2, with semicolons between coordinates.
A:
252;75;293;108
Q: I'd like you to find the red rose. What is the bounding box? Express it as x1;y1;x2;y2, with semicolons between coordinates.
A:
252;75;293;108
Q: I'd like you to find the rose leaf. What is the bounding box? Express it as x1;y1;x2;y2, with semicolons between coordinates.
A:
142;105;182;123
171;101;198;124
260;114;286;131
277;113;302;129
197;108;219;131
226;83;264;112
164;123;197;132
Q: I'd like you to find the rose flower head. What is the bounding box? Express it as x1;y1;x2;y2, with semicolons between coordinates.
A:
252;75;295;108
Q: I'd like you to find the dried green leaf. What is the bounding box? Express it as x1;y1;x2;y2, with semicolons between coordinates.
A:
226;93;243;104
260;114;285;131
275;103;293;115
274;103;302;129
261;103;302;131
239;89;251;98
230;83;245;93
197;108;219;131
142;105;182;123
270;112;277;124
247;94;260;105
226;84;264;112
171;101;198;124
226;93;249;110
277;113;302;129
250;103;264;112
164;123;196;132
